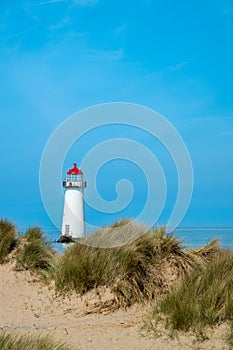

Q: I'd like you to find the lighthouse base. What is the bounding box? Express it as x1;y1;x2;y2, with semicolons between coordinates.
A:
57;234;75;244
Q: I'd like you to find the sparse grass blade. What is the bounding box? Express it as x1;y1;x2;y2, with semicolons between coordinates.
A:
143;249;233;334
24;226;45;242
54;224;191;307
15;226;55;273
0;219;16;263
0;332;72;350
226;322;233;350
82;220;146;248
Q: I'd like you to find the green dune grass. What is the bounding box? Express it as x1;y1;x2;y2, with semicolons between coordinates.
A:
0;332;72;350
15;226;55;274
53;224;218;307
143;248;233;338
1;216;233;344
0;219;16;263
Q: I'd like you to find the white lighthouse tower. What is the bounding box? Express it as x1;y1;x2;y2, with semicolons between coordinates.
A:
60;163;87;242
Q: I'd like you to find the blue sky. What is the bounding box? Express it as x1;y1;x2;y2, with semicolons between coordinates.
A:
0;0;232;235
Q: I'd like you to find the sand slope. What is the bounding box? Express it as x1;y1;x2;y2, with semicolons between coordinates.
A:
0;263;227;350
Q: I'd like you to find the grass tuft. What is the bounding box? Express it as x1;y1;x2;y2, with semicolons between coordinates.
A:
0;332;71;350
15;226;55;273
82;220;146;248
0;219;16;263
24;226;45;242
110;218;133;228
54;225;199;306
227;323;233;350
143;249;233;335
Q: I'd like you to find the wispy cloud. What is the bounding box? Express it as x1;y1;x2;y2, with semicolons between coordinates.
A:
73;0;99;5
190;116;233;124
166;60;190;72
220;7;233;16
50;16;71;31
218;130;233;137
139;60;189;78
84;49;124;60
23;0;65;7
224;7;233;13
115;24;127;34
24;0;99;8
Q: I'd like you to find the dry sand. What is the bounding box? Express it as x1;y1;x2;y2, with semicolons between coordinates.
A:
0;262;228;349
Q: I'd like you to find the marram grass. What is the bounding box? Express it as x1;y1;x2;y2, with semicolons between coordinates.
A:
0;222;55;273
53;224;217;307
0;219;16;263
24;226;46;242
82;219;146;248
227;322;233;350
15;226;55;273
0;332;72;350
1;217;232;343
143;249;233;335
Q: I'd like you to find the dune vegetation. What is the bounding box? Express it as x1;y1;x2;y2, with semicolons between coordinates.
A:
0;219;16;263
0;332;72;350
15;226;55;273
53;221;220;308
143;248;233;337
1;217;233;345
55;226;190;305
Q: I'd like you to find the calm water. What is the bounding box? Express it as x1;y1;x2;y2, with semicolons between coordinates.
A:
175;227;233;249
42;226;233;253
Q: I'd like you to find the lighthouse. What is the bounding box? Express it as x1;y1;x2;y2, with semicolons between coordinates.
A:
59;163;87;242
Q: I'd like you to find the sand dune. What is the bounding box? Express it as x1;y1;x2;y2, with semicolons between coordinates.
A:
0;262;227;349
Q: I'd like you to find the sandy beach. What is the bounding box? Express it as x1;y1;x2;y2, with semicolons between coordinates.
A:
0;261;228;350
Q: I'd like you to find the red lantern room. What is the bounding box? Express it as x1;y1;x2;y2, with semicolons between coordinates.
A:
67;163;83;175
63;163;87;188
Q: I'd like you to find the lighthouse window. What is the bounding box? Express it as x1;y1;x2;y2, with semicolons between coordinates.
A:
65;225;70;235
66;174;83;182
